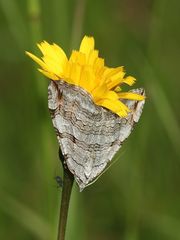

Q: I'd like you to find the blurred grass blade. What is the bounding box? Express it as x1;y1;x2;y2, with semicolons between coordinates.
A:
52;0;70;48
0;192;51;240
27;0;42;43
143;62;180;157
132;46;180;157
0;0;28;50
27;0;47;98
149;80;180;155
70;0;87;49
145;211;180;240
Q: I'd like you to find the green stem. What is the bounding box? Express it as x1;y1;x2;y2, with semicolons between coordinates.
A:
57;149;74;240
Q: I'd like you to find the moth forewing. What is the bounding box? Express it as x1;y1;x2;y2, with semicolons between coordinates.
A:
48;80;145;191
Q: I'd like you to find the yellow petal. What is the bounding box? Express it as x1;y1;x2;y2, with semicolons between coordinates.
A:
94;57;105;76
88;50;99;66
38;41;67;73
91;84;108;102
105;67;125;90
103;67;124;80
78;67;96;92
38;69;59;80
114;86;122;92
42;55;63;77
26;51;47;70
52;43;68;63
69;63;82;85
97;98;130;117
123;76;136;86
37;41;67;63
103;91;119;100
79;36;95;57
106;78;122;90
118;92;145;100
69;50;86;65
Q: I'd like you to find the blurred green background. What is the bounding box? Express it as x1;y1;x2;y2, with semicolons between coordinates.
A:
0;0;180;239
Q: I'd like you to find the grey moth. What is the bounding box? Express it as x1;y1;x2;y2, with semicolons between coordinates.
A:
48;80;145;191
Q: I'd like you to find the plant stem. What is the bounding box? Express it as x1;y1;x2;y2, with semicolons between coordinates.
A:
57;149;74;240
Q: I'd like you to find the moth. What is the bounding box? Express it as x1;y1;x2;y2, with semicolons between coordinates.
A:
48;80;145;191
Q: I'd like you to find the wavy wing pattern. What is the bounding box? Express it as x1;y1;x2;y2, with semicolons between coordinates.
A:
48;81;145;191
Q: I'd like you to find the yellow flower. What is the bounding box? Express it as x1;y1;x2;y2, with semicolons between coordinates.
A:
26;36;145;117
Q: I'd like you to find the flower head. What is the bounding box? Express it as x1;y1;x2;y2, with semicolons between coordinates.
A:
26;36;144;117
